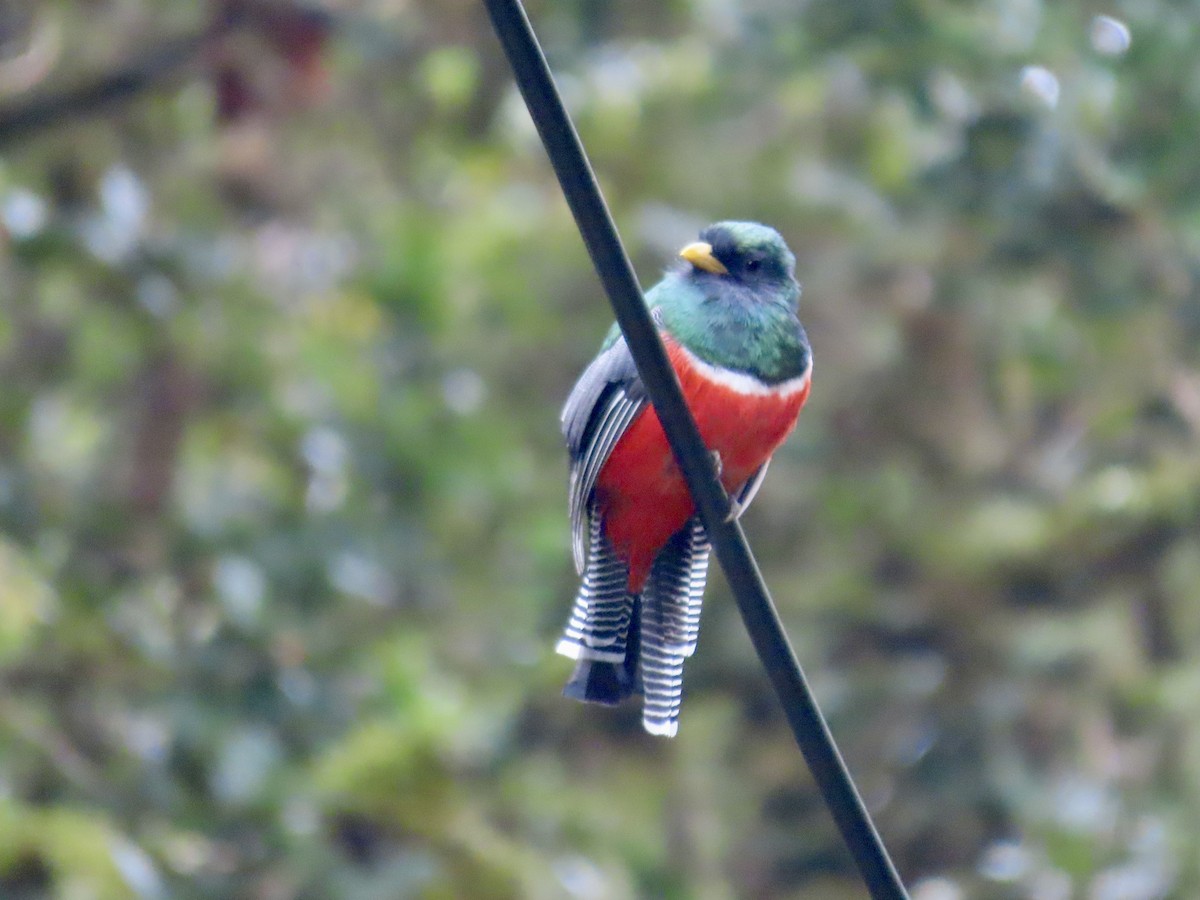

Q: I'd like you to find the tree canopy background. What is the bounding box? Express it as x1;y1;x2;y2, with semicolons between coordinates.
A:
1;0;1198;897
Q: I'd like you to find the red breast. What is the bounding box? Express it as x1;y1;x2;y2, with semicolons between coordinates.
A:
595;338;810;591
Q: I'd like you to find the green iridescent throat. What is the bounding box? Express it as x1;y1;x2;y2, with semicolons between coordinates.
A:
652;278;809;385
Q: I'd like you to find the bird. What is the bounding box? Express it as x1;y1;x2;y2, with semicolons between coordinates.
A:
556;221;812;737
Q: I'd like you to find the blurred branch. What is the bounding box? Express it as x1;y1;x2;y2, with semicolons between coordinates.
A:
0;697;104;796
0;9;61;97
0;26;228;148
0;1;335;148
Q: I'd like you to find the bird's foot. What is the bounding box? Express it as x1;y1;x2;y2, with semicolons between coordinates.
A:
710;451;742;522
725;496;743;523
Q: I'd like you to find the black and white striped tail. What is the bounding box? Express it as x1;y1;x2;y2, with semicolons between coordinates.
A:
557;512;711;735
557;503;637;704
562;597;642;706
639;518;710;737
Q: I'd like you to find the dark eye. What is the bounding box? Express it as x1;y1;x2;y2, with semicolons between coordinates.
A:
745;258;761;272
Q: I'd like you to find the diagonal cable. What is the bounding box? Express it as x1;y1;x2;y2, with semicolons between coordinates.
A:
481;1;908;897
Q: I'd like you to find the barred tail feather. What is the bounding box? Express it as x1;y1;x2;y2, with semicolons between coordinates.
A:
563;600;642;705
558;502;638;702
639;623;684;736
639;518;711;737
681;518;710;657
558;510;711;734
556;502;632;662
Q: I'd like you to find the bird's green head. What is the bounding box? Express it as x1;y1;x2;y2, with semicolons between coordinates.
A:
677;221;798;304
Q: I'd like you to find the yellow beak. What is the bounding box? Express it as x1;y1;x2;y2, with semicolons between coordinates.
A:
679;241;728;275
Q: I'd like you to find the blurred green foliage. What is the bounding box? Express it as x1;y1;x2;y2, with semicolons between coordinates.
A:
0;0;1198;897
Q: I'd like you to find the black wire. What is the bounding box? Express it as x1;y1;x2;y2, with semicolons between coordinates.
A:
480;2;909;898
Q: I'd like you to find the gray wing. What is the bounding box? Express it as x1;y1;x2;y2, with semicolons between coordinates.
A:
562;336;647;574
